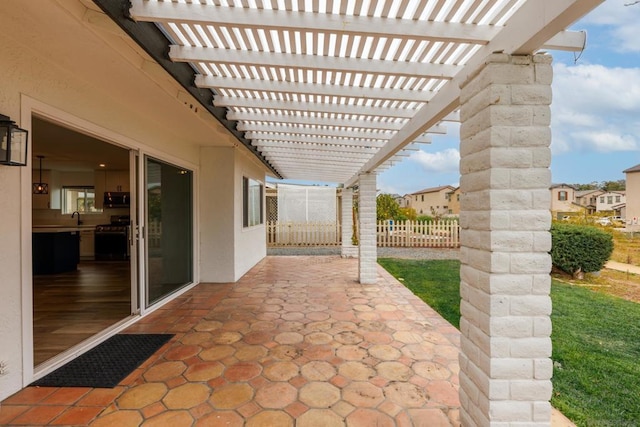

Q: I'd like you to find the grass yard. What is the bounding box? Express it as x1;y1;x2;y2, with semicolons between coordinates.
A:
377;258;640;427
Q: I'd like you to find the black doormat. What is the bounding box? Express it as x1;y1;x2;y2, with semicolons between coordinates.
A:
31;334;174;388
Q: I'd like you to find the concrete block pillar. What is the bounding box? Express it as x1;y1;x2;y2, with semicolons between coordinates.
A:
458;53;554;427
341;188;358;258
358;173;377;284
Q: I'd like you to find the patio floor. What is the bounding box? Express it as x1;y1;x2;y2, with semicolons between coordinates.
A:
0;255;464;426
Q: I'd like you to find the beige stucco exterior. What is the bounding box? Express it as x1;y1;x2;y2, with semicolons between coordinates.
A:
549;184;583;219
408;185;456;216
624;165;640;229
0;1;270;400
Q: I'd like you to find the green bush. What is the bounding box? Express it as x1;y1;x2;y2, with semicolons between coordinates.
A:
550;223;613;277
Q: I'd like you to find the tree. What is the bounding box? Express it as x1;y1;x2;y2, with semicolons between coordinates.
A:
601;180;625;192
376;193;401;221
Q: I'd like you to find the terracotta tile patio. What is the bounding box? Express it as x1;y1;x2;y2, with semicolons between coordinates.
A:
1;255;464;426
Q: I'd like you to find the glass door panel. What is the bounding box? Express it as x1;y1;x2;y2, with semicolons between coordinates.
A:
145;157;193;306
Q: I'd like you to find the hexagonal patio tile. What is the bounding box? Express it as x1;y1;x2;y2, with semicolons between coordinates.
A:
297;409;346;427
301;361;336;381
118;383;167;409
210;383;254;409
143;361;186;382
245;410;293;427
299;382;341;408
345;408;394;427
163;384;209;409
342;382;384;408
376;361;413;381
255;382;298;409
184;361;224;382
338;361;375;381
263;361;299;381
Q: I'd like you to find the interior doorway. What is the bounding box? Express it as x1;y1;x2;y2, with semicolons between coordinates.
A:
31;116;136;366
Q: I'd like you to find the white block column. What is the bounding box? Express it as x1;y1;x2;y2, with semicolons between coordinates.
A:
458;54;553;427
341;188;358;258
358;173;377;284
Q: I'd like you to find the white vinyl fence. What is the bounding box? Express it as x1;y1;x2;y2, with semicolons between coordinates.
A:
267;219;459;248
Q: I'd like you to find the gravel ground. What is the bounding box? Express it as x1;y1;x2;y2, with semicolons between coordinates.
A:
267;246;459;260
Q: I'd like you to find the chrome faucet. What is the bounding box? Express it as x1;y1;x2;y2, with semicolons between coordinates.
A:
71;211;82;226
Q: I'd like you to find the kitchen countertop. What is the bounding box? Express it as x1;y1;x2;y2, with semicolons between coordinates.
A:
32;225;97;233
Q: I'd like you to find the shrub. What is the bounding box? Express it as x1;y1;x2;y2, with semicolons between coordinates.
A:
550;223;613;278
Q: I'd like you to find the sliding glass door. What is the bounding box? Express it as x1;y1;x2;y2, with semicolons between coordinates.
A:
145;156;193;306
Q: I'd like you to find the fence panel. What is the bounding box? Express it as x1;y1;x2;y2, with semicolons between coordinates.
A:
267;221;341;247
267;219;459;248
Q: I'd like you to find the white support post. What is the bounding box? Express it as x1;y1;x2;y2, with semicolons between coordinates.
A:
358;173;377;284
458;53;554;426
341;188;358;258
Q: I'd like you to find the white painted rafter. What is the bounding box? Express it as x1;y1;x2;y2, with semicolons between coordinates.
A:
228;112;407;131
130;1;501;44
170;46;458;79
213;96;422;119
196;75;435;103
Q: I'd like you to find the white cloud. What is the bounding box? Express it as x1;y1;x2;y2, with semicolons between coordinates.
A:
409;148;460;173
581;1;640;52
551;63;640;154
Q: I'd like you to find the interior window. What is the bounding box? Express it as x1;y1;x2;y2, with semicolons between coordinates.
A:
62;187;101;214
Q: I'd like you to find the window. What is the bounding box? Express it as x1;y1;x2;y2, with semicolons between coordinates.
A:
607;196;613;204
62;187;100;214
600;196;605;203
558;191;567;201
421;195;424;202
243;177;263;227
616;195;621;203
456;194;460;201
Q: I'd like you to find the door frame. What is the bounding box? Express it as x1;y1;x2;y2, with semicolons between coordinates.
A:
20;96;200;385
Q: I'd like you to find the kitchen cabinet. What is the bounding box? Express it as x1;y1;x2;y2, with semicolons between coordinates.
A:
79;229;95;260
95;170;130;193
32;231;80;274
95;170;130;209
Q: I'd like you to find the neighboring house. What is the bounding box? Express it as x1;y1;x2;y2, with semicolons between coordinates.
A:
445;187;461;215
409;185;456;216
401;194;413;209
391;193;407;208
624;164;640;229
595;191;625;214
550;184;583;219
575;189;602;215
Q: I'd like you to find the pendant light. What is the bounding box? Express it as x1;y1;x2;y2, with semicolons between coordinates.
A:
33;155;49;194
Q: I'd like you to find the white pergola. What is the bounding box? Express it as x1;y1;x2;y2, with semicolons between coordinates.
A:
111;0;597;185
96;1;604;426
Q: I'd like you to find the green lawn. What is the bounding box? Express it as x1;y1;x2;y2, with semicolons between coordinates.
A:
377;258;640;427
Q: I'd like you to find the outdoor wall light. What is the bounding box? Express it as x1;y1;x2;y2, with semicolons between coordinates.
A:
0;113;29;166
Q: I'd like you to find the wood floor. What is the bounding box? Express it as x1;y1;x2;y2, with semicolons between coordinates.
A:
33;261;132;366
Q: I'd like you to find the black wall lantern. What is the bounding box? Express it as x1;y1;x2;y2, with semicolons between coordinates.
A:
0;113;29;166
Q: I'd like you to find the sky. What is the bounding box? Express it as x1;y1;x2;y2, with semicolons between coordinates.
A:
376;0;640;196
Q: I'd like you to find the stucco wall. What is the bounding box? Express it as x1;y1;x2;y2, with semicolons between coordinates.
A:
199;147;237;282
0;1;268;400
626;172;640;229
234;153;268;280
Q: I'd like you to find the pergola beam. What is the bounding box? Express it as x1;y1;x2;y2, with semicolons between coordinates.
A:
130;0;500;44
228;111;407;130
196;75;435;102
213;96;422;119
170;45;458;79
